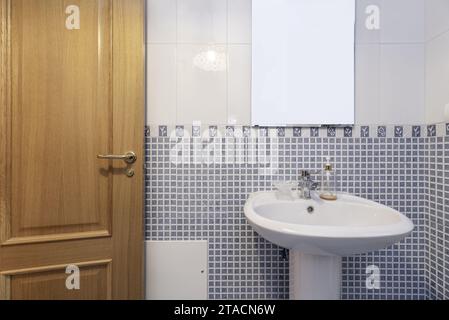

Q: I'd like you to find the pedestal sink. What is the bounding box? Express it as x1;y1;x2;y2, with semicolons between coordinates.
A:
244;191;414;300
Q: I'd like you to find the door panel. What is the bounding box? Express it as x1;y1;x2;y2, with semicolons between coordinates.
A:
0;0;144;300
3;260;112;300
9;0;112;241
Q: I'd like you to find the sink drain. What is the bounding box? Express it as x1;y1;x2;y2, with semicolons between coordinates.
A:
307;206;314;214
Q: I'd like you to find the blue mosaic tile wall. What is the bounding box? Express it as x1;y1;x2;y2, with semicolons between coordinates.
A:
145;124;446;300
427;136;449;300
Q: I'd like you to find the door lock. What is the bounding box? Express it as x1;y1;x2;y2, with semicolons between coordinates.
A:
126;169;135;178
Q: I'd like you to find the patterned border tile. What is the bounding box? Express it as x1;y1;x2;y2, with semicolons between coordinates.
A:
394;126;404;138
149;124;449;139
344;127;353;138
412;126;421;138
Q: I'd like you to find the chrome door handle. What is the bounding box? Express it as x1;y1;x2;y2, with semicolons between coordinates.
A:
97;151;137;164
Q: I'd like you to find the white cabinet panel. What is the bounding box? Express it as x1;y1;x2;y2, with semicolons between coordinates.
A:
146;241;208;300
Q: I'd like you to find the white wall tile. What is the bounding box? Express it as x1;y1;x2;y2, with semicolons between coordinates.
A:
228;0;252;44
177;0;227;43
145;0;430;126
381;0;425;43
426;0;449;41
426;31;449;123
146;0;177;43
380;44;425;124
146;45;177;125
356;0;426;44
228;45;251;124
177;45;228;124
355;44;381;124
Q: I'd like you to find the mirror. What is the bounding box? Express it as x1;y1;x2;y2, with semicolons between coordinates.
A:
252;0;356;126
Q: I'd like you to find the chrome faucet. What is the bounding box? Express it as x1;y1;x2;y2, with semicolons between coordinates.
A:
299;170;320;199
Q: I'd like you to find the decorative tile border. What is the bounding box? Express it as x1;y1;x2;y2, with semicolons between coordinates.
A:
146;124;449;139
327;127;337;137
176;126;184;137
394;126;403;138
277;127;285;137
310;127;320;137
412;126;421;137
192;125;201;137
226;126;235;137
361;126;369;138
158;125;168;137
243;126;251;137
377;126;387;138
427;125;436;137
209;126;218;138
293;127;302;137
344;127;353;138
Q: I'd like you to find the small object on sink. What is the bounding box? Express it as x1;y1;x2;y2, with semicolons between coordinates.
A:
298;170;320;199
273;181;296;200
320;157;337;201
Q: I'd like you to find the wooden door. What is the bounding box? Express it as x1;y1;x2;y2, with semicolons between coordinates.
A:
0;0;144;300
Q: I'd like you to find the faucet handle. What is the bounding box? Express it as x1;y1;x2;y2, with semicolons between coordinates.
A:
299;170;310;178
299;169;320;178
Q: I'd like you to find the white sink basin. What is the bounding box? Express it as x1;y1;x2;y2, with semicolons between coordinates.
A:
244;191;414;300
244;191;414;256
